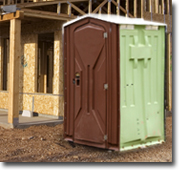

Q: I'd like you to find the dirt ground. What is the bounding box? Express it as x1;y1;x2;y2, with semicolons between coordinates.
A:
0;117;172;162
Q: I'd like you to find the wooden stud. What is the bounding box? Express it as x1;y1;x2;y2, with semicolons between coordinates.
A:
88;0;92;14
0;38;4;90
57;2;61;15
8;19;21;125
167;0;170;14
3;0;5;5
141;0;144;18
149;0;152;12
159;5;161;14
155;0;159;13
162;0;164;14
7;0;11;5
112;0;134;18
99;7;102;14
69;2;86;15
68;4;72;16
134;0;137;17
116;0;120;15
93;0;108;14
44;43;47;94
18;0;88;8
108;0;111;14
7;39;9;91
167;33;172;111
126;0;129;17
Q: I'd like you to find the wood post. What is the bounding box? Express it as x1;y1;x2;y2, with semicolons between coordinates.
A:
167;0;170;14
126;0;129;17
155;0;159;13
57;2;61;14
167;33;172;111
141;0;144;18
116;0;120;15
108;0;111;14
134;0;137;17
99;7;102;14
149;0;152;12
88;0;92;14
0;39;4;90
68;4;72;16
8;19;21;125
162;0;164;14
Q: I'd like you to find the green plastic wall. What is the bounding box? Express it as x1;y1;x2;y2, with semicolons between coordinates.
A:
120;25;165;151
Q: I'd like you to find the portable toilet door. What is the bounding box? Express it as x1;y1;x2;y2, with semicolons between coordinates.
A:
63;14;166;151
63;17;120;151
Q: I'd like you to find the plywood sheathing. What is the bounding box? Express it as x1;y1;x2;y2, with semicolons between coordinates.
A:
0;91;8;109
19;33;38;93
144;12;172;33
8;19;21;124
53;30;64;116
0;38;3;90
21;20;64;35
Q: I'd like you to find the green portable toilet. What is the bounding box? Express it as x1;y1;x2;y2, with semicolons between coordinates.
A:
63;14;166;151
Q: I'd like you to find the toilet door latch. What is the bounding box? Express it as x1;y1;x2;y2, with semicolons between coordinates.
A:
104;84;108;90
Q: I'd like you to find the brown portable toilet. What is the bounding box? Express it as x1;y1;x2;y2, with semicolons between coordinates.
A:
63;14;166;151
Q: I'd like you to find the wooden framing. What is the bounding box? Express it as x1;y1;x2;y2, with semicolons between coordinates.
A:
155;0;159;13
141;0;144;18
0;10;24;22
0;0;173;122
125;0;129;17
108;0;111;14
116;0;120;15
134;0;137;17
88;0;92;14
8;19;21;125
0;39;3;91
23;9;76;20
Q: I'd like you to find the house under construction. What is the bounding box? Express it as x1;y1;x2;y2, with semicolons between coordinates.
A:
0;0;172;127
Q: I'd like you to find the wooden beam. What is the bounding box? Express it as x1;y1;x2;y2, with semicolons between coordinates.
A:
116;0;120;15
99;7;102;14
108;0;111;14
0;11;24;22
134;0;137;17
17;0;88;8
159;5;161;14
141;0;144;18
3;0;5;5
167;0;170;14
57;2;61;14
67;4;71;16
92;0;108;14
155;0;159;13
126;0;129;17
88;0;92;14
112;0;134;17
149;0;152;12
69;2;86;15
8;19;21;125
0;38;4;90
23;9;76;20
162;0;164;14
